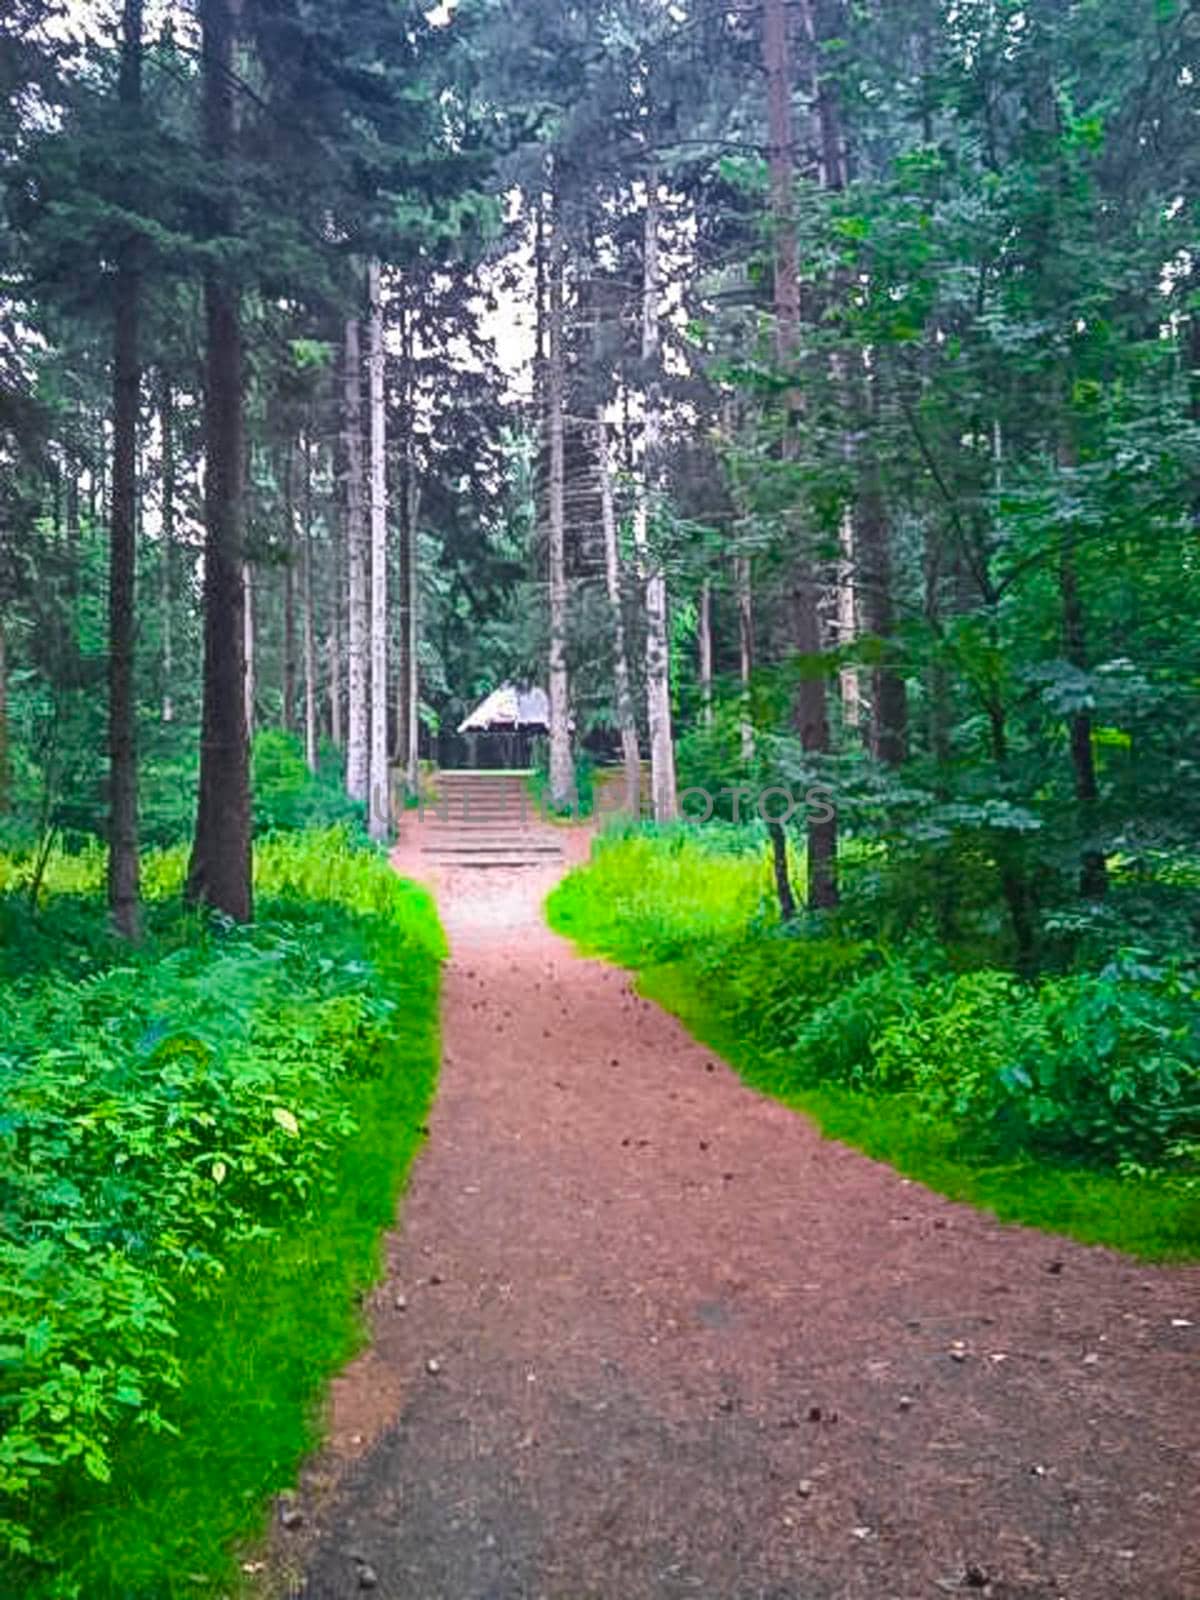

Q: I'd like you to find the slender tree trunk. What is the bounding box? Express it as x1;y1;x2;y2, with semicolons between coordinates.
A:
858;469;907;765
302;433;318;774
1058;437;1106;898
769;822;796;920
985;692;1037;971
160;376;175;723
763;0;835;909
837;509;860;728
329;497;344;749
66;468;80;547
107;0;143;941
0;614;9;814
366;259;389;843
329;625;343;747
187;0;252;922
1060;545;1105;896
242;559;255;737
546;206;576;811
598;410;641;814
637;166;677;822
395;385;410;767
404;474;420;791
698;578;714;728
343;310;368;802
282;442;297;734
735;553;754;764
396;299;421;791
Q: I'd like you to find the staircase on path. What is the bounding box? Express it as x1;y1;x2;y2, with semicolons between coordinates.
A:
411;770;565;870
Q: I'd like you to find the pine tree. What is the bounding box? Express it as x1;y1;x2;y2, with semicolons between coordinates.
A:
187;0;252;922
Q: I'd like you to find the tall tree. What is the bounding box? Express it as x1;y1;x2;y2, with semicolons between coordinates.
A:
343;310;368;803
545;202;576;811
637;168;677;823
106;0;142;939
366;258;389;842
159;376;175;725
186;0;252;922
598;411;642;814
762;0;836;909
301;431;318;774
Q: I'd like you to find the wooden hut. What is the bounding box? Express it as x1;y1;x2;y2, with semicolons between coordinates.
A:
451;683;550;769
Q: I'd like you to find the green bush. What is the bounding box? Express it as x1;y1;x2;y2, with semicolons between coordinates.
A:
253;730;364;836
548;830;1200;1182
0;828;443;1570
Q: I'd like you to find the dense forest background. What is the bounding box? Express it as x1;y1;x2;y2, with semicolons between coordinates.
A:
2;0;1198;953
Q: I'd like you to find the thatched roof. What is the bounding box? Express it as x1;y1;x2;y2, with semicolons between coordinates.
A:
457;683;550;734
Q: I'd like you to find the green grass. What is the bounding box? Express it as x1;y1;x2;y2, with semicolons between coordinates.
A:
1;832;445;1599
642;963;1200;1261
547;830;1200;1263
547;823;785;960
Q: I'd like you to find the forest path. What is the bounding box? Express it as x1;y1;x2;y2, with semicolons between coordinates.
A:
281;826;1200;1600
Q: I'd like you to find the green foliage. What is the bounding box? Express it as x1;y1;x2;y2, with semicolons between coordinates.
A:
548;821;774;963
526;742;596;820
252;730;364;837
548;830;1200;1255
0;829;444;1583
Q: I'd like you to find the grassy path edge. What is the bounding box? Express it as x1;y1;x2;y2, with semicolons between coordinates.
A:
547;889;1199;1263
640;962;1199;1262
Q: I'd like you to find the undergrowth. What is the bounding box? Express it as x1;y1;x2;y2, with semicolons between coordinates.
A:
547;828;1200;1261
0;828;444;1597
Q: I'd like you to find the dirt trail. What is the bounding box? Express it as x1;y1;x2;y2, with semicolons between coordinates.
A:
281;820;1199;1600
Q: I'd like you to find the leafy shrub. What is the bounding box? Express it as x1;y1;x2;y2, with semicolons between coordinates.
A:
549;830;1200;1180
692;929;876;1057
0;829;443;1564
253;730;364;836
991;969;1200;1164
871;970;1036;1108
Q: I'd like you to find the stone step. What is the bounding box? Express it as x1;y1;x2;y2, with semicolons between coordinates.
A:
421;843;563;858
416;832;556;844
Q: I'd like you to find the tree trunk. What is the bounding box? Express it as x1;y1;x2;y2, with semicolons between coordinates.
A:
404;474;420;792
763;0;835;909
836;508;860;729
160;376;175;724
735;553;754;764
282;442;297;734
545;206;576;811
187;0;252;922
366;259;389;843
597;410;641;814
1058;438;1106;898
343;310;368;802
857;470;907;765
637;166;677;823
769;822;796;920
302;432;318;774
107;0;143;941
698;578;714;729
242;558;255;737
329;504;344;750
0;614;9;814
396;299;421;792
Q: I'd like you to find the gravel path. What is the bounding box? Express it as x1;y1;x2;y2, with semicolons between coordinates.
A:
275;827;1200;1600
